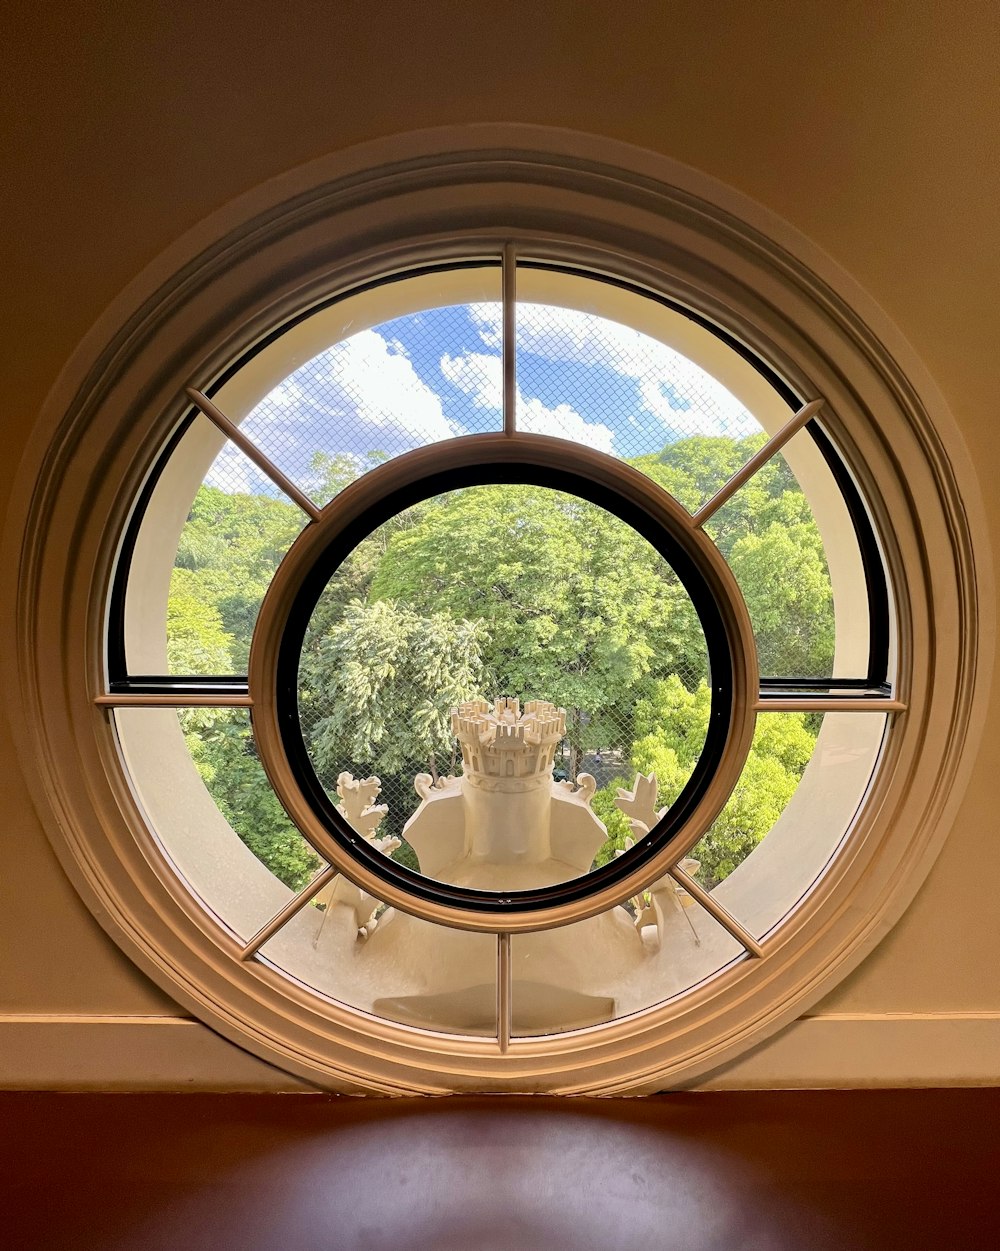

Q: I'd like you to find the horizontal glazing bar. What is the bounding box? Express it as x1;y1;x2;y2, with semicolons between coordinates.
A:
96;693;253;707
107;677;250;696
758;677;892;693
753;697;905;713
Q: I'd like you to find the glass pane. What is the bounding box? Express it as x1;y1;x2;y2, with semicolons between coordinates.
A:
713;712;888;939
114;708;324;941
505;270;871;684
511;897;745;1036
214;266;503;507
169;430;309;674
702;437;838;679
683;712;827;891
514;298;764;483
259;914;497;1038
123;266;503;677
296;484;710;891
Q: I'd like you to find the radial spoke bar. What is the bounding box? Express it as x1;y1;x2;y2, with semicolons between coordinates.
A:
502;244;517;437
754;697;906;713
186;388;323;522
497;932;512;1052
239;866;339;961
692;398;825;528
668;866;765;958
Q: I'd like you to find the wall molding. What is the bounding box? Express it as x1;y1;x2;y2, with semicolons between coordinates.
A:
2;1013;998;1092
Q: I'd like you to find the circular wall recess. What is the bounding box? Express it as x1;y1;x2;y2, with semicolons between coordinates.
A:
12;128;986;1094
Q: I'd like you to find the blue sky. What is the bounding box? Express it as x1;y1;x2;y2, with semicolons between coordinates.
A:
206;302;760;497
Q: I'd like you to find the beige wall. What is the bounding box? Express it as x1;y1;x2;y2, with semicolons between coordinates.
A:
2;0;998;1088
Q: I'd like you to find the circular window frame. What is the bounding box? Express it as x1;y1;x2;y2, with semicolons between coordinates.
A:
251;435;755;932
9;127;986;1095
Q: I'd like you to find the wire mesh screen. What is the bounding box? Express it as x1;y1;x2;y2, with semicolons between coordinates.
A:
510;300;763;494
702;443;836;678
296;485;710;882
213;292;503;509
509;301;836;678
168;275;502;675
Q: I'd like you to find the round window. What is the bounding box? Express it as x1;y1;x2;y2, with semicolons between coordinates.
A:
109;258;893;1045
18;137;980;1093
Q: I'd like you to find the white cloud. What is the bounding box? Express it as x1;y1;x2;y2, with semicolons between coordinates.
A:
440;351;502;409
469;302;759;439
441;351;615;453
206;329;457;493
309;330;456;443
516;395;616;453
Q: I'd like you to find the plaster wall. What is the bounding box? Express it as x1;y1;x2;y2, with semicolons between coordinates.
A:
2;0;998;1088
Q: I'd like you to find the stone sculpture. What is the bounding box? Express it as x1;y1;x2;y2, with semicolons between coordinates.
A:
314;698;706;1034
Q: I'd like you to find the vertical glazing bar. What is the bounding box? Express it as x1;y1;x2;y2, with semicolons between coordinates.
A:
497;932;512;1052
502;243;517;436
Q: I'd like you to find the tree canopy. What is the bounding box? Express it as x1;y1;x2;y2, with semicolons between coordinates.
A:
167;431;834;888
370;484;706;771
300;597;488;781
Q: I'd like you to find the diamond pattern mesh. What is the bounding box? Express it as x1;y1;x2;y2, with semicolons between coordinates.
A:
164;272;837;901
215;299;503;508
511;300;762;492
169;428;307;675
296;485;710;880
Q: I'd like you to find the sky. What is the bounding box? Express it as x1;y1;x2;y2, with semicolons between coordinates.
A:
205;302;761;498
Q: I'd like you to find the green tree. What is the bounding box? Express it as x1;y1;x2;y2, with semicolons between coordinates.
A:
300;597;488;784
636;435;835;675
170;488;310;885
167;568;235;675
628;675;817;888
369;485;706;775
173;485;304;669
729;521;834;675
165;433;834;888
309;448;388;503
187;716;320;890
590;778;635;869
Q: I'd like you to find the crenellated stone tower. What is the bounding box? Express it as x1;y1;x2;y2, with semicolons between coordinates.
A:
452;698;568;864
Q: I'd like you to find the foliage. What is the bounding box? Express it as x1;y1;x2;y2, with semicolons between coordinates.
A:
729;522;834;676
370;484;705;770
635;435;835;676
590;778;636;869
167;568;236;675
300;598;488;781
187;716;321;890
309;448;389;504
631;677;817;888
165;431;833;893
174;485;303;669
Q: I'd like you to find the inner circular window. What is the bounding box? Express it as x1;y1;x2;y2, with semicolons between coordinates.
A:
293;484;713;894
111;259;892;1043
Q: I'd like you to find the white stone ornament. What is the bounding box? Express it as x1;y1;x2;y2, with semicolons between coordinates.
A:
313;699;709;1033
314;772;399;940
